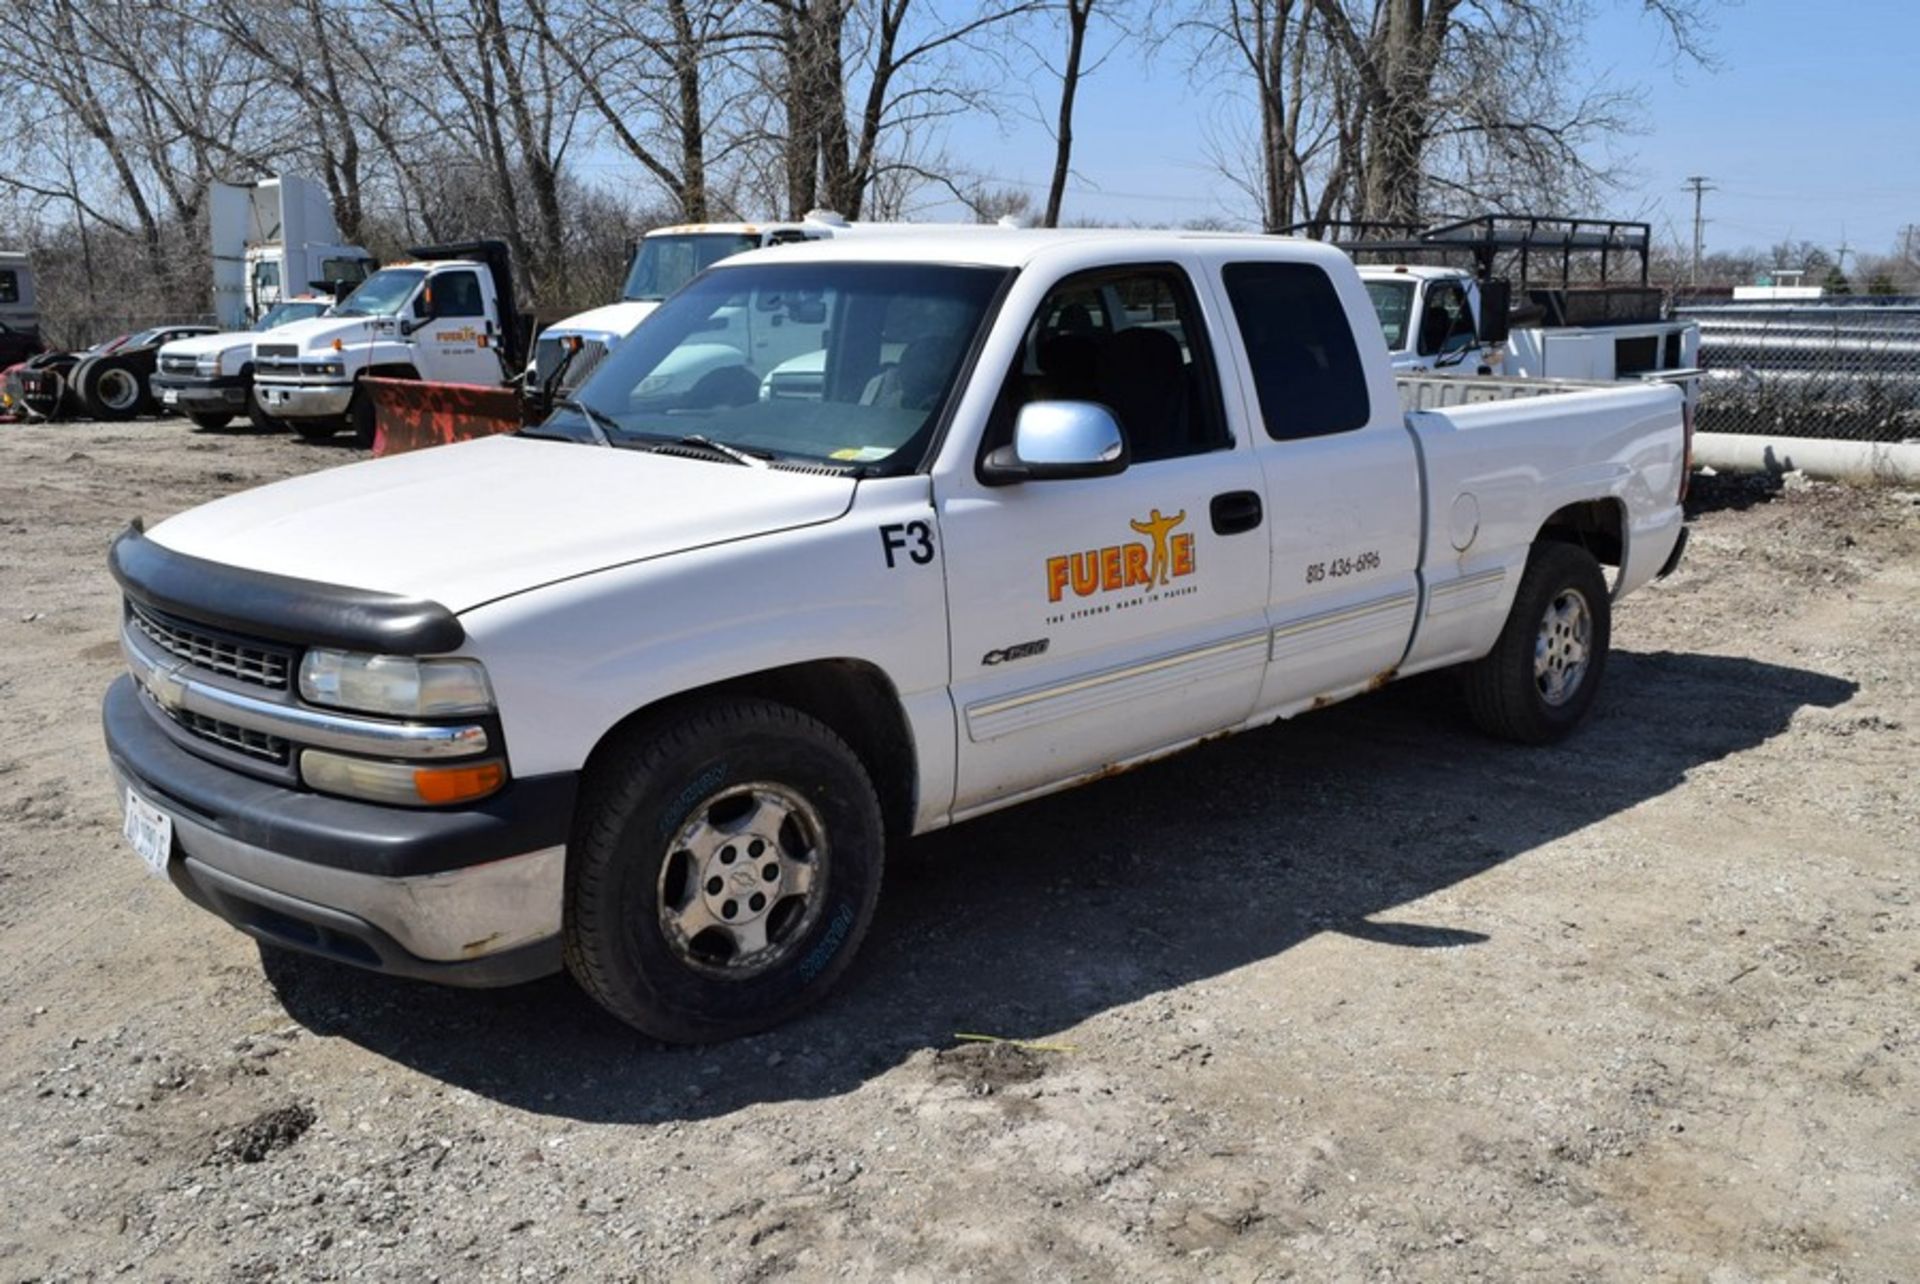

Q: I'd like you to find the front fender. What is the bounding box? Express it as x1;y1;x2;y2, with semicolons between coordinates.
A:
455;476;956;826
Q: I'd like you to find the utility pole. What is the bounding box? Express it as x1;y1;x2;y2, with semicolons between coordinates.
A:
1683;175;1714;286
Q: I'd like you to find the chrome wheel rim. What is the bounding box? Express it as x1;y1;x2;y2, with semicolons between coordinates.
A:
1534;586;1593;707
657;781;827;978
97;368;140;412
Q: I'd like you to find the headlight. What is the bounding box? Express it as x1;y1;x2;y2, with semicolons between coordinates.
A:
298;650;495;717
307;360;344;377
195;352;223;377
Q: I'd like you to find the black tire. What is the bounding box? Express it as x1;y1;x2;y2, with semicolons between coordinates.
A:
1463;541;1611;744
77;358;144;420
290;420;342;442
187;411;233;431
347;386;377;448
246;397;284;432
565;697;885;1043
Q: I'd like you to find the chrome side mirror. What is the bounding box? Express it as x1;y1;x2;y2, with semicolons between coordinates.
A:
981;400;1128;485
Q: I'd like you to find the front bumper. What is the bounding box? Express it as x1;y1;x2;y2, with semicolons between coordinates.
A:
103;674;575;986
151;373;249;413
255;380;354;420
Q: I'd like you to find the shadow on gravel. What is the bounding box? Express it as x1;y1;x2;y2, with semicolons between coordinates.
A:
261;648;1855;1124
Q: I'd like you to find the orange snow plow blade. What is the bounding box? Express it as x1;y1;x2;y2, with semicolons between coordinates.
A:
367;377;531;458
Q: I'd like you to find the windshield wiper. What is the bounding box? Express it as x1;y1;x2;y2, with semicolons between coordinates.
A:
656;434;770;468
545;396;620;446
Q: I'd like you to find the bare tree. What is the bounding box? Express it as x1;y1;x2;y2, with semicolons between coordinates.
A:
1044;0;1094;227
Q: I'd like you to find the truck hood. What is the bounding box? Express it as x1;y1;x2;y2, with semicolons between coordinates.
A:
257;315;396;354
543;300;660;342
147;433;857;613
159;331;258;361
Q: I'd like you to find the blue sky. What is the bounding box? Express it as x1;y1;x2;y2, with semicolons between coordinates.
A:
922;0;1920;260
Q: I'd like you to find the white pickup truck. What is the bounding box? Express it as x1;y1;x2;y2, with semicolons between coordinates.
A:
1361;264;1702;400
104;229;1689;1041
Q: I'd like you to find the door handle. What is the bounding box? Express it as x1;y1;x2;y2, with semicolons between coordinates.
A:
1210;490;1263;536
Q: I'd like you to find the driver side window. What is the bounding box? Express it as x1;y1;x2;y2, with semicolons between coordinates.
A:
1418;284;1477;357
986;265;1229;467
431;271;485;319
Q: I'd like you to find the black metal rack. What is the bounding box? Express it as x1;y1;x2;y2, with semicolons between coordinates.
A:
1279;214;1653;290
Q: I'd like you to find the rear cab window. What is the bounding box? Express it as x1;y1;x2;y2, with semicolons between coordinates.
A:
0;271;17;305
1220;261;1371;441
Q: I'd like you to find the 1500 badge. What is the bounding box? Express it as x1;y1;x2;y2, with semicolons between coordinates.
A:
982;638;1049;665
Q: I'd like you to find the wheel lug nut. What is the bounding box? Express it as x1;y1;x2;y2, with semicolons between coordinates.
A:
719;846;735;864
749;839;765;857
722;899;737;919
749;893;766;912
762;863;778;881
705;876;723;895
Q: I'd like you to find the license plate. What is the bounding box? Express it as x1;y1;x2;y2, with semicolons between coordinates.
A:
161;389;179;406
123;788;174;878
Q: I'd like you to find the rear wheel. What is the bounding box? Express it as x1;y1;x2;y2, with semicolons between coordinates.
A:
78;360;143;420
564;698;885;1043
187;412;233;431
1463;541;1611;744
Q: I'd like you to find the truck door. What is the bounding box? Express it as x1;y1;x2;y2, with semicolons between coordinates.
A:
413;269;501;386
1211;259;1424;713
936;262;1272;815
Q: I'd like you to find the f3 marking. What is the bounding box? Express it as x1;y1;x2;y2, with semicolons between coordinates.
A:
879;520;935;569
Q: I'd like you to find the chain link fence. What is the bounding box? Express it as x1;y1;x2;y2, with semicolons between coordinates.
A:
1678;299;1920;443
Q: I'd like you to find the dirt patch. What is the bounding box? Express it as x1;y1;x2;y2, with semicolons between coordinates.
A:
1;418;1916;1281
214;1103;317;1164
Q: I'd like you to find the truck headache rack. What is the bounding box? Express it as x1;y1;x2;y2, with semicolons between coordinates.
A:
1281;214;1660;326
1281;214;1652;287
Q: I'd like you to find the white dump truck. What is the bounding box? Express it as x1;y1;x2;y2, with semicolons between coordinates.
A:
106;227;1689;1041
250;241;528;444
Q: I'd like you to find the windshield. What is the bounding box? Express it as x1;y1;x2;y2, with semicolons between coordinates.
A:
555;262;1007;471
334;268;426;318
1364;279;1417;351
255;300;329;331
622;233;762;302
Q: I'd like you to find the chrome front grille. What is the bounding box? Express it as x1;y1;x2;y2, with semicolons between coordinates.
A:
256;343;297;358
128;601;292;691
533;335;610;394
159;354;197;376
152;695;292;766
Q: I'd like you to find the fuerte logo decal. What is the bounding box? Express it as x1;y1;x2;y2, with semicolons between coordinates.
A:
1044;507;1198;623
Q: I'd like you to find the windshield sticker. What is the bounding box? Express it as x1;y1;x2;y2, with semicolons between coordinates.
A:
1044;507;1197;623
830;446;893;462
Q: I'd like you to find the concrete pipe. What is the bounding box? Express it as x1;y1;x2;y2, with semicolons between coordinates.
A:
1693;432;1920;483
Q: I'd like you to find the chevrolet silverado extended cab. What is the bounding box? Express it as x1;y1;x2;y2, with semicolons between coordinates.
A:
104;229;1689;1041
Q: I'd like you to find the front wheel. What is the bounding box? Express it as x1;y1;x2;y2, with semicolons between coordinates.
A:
289;420;342;442
347;386;377;448
187;411;233;431
564;698;885;1043
1463;541;1611;744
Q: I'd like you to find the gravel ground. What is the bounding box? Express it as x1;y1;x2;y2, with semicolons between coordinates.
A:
1;419;1916;1282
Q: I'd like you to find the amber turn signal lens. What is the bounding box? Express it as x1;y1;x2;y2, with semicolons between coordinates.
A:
412;761;506;805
